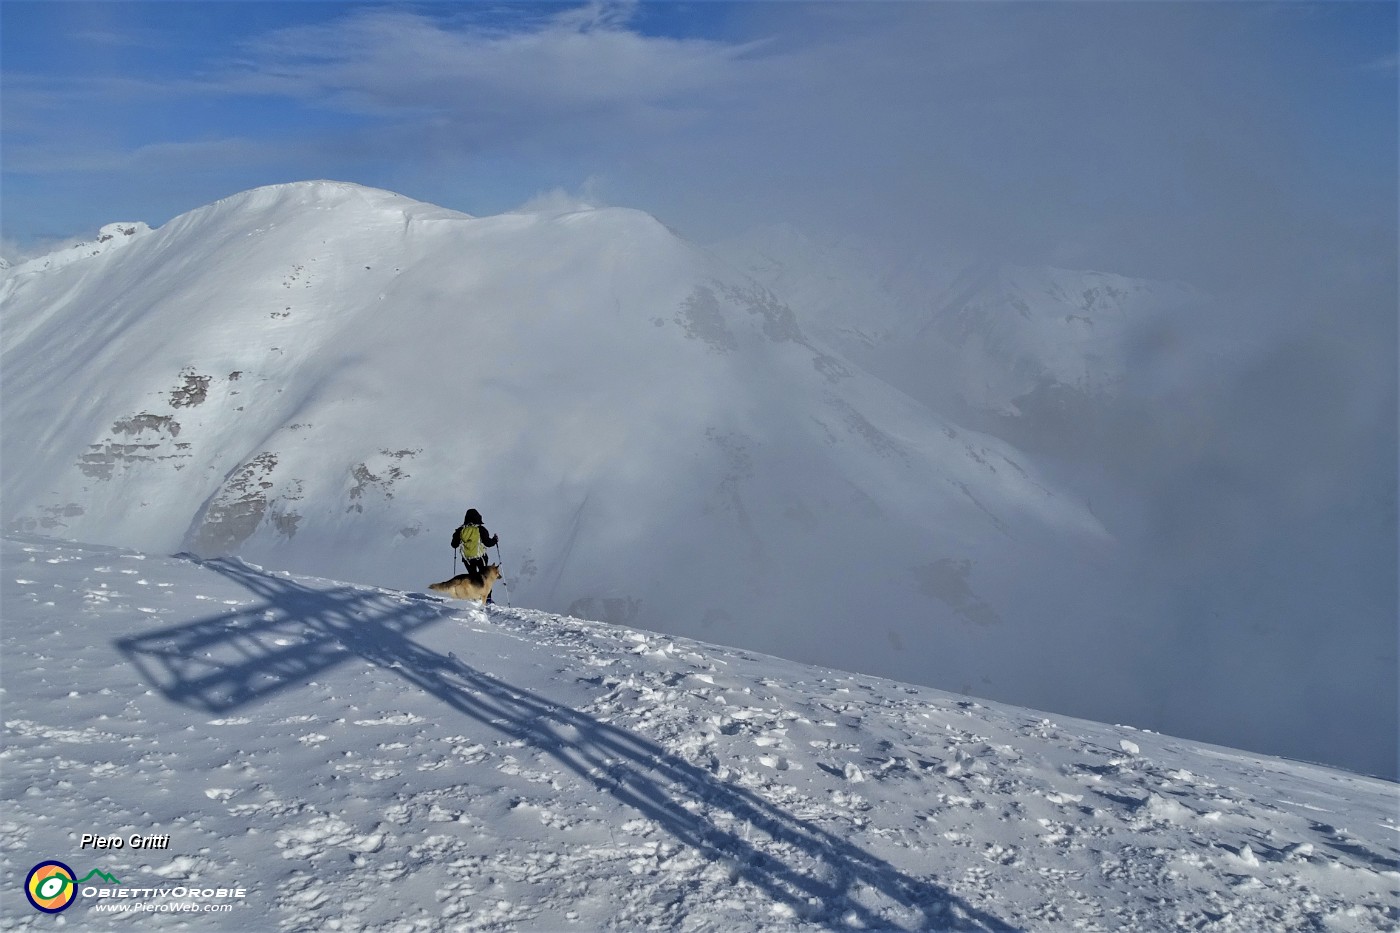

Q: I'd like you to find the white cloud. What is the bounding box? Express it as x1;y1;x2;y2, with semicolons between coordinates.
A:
226;6;763;129
511;179;608;215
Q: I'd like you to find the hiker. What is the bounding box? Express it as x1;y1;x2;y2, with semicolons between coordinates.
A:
451;508;498;578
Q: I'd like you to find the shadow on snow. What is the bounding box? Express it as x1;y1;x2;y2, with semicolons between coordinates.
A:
116;556;1016;932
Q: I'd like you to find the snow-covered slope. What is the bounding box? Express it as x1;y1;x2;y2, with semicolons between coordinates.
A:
3;535;1396;931
0;181;1135;724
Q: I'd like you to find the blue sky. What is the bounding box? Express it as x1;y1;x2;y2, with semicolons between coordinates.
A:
0;1;758;244
3;0;1394;291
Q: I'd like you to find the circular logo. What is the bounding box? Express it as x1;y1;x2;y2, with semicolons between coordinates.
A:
25;861;77;913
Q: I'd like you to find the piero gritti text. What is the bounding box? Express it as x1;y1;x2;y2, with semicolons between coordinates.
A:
80;833;171;850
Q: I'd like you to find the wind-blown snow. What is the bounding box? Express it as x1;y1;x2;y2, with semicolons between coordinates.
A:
2;535;1396;931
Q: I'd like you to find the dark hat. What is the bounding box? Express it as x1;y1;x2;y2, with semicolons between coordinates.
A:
464;508;482;524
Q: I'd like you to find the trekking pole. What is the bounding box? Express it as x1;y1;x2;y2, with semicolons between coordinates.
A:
495;543;511;607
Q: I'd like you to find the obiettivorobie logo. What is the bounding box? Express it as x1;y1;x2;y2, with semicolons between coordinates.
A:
24;861;122;913
24;858;247;915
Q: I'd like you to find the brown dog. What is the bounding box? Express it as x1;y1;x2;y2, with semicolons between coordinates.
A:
428;564;502;604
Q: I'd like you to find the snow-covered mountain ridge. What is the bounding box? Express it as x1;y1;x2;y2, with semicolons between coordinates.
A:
2;221;152;277
1;180;1138;728
2;534;1395;931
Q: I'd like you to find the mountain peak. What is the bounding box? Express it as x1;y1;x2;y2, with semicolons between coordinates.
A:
189;180;468;225
220;178;415;204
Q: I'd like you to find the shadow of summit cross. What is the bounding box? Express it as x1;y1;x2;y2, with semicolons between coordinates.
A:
116;557;1016;932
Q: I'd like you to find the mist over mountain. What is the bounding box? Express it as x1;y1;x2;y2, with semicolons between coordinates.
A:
717;224;1398;781
2;181;1393;779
